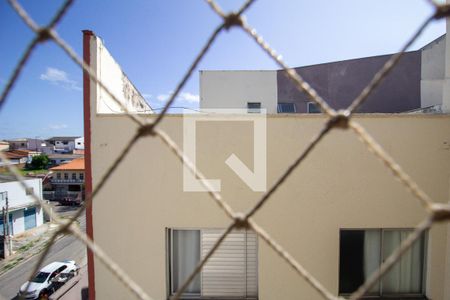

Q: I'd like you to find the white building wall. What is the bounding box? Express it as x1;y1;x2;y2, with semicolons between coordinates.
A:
75;137;85;150
200;70;278;113
0;178;42;208
421;35;446;108
0;178;44;235
91;35;153;114
35;207;43;227
443;13;450;112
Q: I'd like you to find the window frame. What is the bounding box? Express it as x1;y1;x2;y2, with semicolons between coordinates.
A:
277;102;296;113
25;187;34;195
166;227;259;300
338;228;428;299
247;102;261;114
307;101;321;113
168;228;201;298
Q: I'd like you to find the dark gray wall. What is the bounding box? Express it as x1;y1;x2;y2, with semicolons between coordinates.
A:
277;51;421;113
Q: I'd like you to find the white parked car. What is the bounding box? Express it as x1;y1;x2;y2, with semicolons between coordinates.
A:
18;260;79;299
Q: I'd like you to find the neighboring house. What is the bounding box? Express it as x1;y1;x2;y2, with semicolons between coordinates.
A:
0;175;44;237
47;153;84;167
6;138;54;154
83;30;450;300
0;141;9;152
46;137;80;153
11;149;41;164
0;150;29;171
6;138;29;150
75;137;85;150
47;158;84;200
200;35;450;114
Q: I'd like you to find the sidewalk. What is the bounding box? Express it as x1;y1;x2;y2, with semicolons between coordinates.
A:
0;222;61;275
0;202;82;275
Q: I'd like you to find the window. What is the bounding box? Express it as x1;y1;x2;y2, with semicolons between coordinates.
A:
168;228;258;299
49;266;67;282
25;187;34;195
277;103;296;113
307;102;321;113
247;102;261;113
64;173;69;180
79;173;84;180
339;229;426;297
72;173;77;180
57;173;61;179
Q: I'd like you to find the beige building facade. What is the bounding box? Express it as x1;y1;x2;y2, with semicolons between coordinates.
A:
87;113;450;300
83;31;450;300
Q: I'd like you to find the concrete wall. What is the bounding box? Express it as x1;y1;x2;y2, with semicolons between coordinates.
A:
75;137;84;150
200;52;422;114
421;35;446;108
35;206;43;227
200;70;278;113
90;35;153;115
53;140;76;152
89;112;450;300
9;206;43;236
443;16;450;112
278;52;421;113
0;178;44;235
0;178;42;209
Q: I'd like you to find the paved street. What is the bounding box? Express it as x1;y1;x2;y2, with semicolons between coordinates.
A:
0;206;87;300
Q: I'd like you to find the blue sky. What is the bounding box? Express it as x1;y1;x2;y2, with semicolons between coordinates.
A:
0;0;446;139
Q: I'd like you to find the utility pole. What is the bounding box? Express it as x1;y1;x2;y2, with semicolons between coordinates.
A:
1;191;11;258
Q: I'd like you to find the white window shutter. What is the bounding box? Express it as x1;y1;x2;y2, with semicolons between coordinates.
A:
201;229;258;298
246;231;258;297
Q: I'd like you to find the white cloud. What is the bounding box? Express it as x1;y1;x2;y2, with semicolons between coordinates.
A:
40;67;81;91
156;91;199;103
48;124;68;130
179;92;200;103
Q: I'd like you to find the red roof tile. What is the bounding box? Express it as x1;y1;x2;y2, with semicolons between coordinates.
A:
50;158;85;171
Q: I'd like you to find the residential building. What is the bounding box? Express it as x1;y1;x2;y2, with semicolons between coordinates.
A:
46;136;80;153
6;138;30;150
75;137;85;150
0;150;30;171
83;30;450;300
0;141;9;152
200;35;450;114
47;153;84;167
0;175;44;237
47;158;84;201
6;138;54;154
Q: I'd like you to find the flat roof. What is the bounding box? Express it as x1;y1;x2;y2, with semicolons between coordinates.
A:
48;154;83;159
46;136;81;141
0;174;34;183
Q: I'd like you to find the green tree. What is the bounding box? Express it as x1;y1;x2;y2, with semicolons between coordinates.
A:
28;154;49;170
